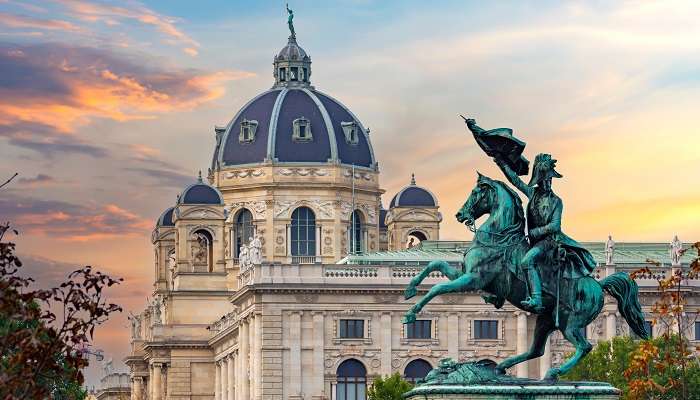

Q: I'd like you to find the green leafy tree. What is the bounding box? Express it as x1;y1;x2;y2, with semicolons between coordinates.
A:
0;223;122;399
563;335;637;392
367;373;413;400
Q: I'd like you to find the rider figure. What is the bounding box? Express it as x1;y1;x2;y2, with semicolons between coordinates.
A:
495;153;563;313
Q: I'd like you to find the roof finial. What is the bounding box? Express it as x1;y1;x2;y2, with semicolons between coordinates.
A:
197;170;203;182
286;3;296;39
410;173;416;185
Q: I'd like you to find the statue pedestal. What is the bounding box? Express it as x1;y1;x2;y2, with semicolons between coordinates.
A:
405;383;619;400
404;359;619;400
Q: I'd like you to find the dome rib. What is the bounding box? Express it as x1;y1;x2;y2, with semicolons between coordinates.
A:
303;88;338;161
266;88;289;160
390;177;438;208
178;179;224;205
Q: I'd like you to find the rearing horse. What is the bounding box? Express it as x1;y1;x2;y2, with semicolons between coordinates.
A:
402;173;648;380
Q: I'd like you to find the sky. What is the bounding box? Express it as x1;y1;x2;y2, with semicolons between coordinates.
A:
1;0;700;388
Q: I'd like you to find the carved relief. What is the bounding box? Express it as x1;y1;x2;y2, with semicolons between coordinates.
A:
277;168;329;177
294;294;319;304
224;169;265;179
227;201;266;219
359;204;377;224
343;169;372;181
274;200;334;218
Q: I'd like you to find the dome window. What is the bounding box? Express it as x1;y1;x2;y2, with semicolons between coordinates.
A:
302;67;308;82
279;68;287;82
341;121;359;145
292;117;312;142
290;66;299;81
239;119;258;143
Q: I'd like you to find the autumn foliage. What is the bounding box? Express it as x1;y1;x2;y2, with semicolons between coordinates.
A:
625;241;700;399
0;223;123;399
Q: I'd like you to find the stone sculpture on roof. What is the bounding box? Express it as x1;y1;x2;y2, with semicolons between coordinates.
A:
670;235;683;266
605;235;615;265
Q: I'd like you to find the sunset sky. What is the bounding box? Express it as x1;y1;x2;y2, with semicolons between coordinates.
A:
1;0;699;387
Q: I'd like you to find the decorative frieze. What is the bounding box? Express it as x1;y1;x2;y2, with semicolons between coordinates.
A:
224;169;265;179
227;201;266;219
276;168;329;177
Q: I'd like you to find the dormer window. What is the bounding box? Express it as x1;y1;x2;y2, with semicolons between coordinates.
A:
341;121;359;145
239;119;258;143
279;68;287;82
290;66;298;81
292;117;312;141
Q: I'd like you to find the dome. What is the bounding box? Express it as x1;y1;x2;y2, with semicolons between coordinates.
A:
156;207;175;227
211;31;376;170
178;174;224;205
390;174;438;208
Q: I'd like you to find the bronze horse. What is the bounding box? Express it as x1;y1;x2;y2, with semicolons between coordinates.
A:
403;173;648;379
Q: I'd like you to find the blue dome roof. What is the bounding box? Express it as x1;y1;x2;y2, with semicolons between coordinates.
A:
214;88;376;168
390;175;437;208
178;176;224;205
156;207;175;227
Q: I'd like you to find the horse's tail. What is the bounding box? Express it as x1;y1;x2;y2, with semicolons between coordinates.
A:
600;272;648;339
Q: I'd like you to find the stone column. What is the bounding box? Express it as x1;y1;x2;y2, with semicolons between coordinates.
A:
132;377;143;400
380;312;392;376
227;354;235;400
240;320;250;400
312;312;325;397
289;311;302;398
252;314;262;400
447;313;459;361
152;363;162;400
219;360;227;400
215;361;221;400
539;337;551;379
515;311;529;378
606;312;617;340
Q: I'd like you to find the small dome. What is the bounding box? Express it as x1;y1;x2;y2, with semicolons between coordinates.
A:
156;207;175;227
178;173;224;205
390;174;438;208
276;36;309;61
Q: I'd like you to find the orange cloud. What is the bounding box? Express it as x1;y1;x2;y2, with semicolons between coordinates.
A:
0;12;82;32
51;0;200;56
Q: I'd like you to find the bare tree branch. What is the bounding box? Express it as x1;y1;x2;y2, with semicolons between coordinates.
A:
0;172;18;190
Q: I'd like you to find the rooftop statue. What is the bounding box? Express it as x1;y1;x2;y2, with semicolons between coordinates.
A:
670;235;683;266
403;117;648;383
286;4;296;38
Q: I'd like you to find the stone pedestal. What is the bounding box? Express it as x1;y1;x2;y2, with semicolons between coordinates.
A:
405;384;620;400
404;359;620;400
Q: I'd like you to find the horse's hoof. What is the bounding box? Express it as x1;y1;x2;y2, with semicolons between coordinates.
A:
404;286;417;300
402;313;416;324
544;368;560;381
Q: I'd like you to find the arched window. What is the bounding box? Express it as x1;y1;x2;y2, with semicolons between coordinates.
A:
349;210;363;254
191;229;213;272
234;209;254;258
336;359;366;400
404;359;432;384
406;231;427;249
291;207;316;256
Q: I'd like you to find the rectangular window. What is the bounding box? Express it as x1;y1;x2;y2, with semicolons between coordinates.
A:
645;321;653;338
339;319;364;339
291;66;298;81
302;67;308;82
695;322;700;340
299;124;306;138
279;68;286;81
406;320;432;339
474;320;498;340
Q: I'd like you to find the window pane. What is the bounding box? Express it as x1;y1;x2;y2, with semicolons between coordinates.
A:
337;383;345;400
340;321;347;338
357;384;366;400
347;384;355;400
696;322;700;340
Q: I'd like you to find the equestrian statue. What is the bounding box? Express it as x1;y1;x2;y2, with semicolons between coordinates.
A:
402;117;648;381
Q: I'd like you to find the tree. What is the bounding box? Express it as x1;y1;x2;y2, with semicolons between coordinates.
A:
563;335;700;400
0;223;123;399
367;373;413;400
624;241;700;399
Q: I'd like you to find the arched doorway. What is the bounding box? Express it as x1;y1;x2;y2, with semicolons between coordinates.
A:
336;359;366;400
406;230;427;248
403;359;432;384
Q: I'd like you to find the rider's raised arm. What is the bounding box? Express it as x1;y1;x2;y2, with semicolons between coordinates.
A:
495;158;533;198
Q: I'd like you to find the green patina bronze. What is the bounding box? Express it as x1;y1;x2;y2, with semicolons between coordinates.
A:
286;4;296;38
402;117;649;382
403;359;619;397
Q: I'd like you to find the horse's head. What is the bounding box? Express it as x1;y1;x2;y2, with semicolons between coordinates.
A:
456;172;496;228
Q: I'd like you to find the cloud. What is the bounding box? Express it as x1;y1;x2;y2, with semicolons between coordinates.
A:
16;173;57;187
0;12;83;32
50;0;200;56
0;43;252;154
0;192;152;241
126;167;192;189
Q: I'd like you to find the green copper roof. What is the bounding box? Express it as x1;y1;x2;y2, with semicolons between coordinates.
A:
338;240;697;266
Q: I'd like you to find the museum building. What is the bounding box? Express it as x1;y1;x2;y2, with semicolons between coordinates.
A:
124;26;700;400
